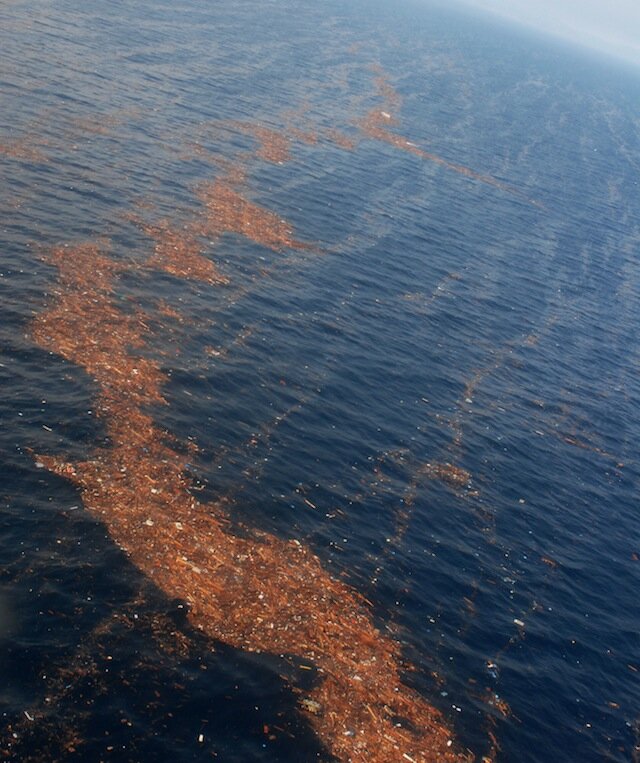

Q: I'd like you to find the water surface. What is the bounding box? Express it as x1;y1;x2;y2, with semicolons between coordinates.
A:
1;0;639;760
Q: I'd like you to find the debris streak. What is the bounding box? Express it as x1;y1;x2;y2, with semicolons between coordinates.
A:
358;68;539;204
25;60;535;759
30;236;466;763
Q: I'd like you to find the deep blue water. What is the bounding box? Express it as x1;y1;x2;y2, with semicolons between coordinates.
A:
1;0;639;760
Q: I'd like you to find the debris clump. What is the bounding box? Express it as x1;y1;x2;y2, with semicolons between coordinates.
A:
31;238;468;762
28;98;476;761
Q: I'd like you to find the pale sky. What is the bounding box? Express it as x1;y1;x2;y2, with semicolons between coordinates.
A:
453;0;640;67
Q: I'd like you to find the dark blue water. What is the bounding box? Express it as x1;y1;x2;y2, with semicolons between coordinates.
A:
1;0;639;760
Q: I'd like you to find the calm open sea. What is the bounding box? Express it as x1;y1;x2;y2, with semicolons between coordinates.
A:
1;0;639;760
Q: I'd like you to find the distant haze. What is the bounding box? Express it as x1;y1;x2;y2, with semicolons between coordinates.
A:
452;0;640;67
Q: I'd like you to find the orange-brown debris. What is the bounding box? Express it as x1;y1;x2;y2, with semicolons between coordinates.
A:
155;299;185;322
31;242;469;763
230;118;355;160
371;66;404;114
68;113;120;137
143;220;230;285
134;152;308;284
421;462;472;489
31;244;165;411
289;127;319;146
196;179;309;252
232;122;292;164
323;127;359;151
239;118;359;154
0;136;48;162
360;107;513;192
359;67;523;197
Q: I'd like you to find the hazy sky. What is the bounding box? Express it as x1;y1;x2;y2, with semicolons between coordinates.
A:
454;0;640;67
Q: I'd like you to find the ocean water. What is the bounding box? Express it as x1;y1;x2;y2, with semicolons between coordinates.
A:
1;0;639;761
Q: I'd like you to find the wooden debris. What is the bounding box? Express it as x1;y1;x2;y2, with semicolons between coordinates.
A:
27;83;477;761
357;67;528;200
31;239;468;763
0;136;48;162
231;122;292;164
143;220;229;285
422;462;472;489
196;179;309;252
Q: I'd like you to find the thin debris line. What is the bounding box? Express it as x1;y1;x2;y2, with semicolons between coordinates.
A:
361;447;476;593
205;382;322;484
357;65;543;208
474;556;562;763
538;397;627;470
348;295;581;760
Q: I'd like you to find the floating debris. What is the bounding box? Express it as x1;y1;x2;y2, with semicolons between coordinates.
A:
299;698;322;715
231;122;292;164
196;178;309;252
322;127;358;151
31;236;467;762
422;462;472;489
143;220;229;285
0;136;48;163
358;66;538;204
21;69;498;759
